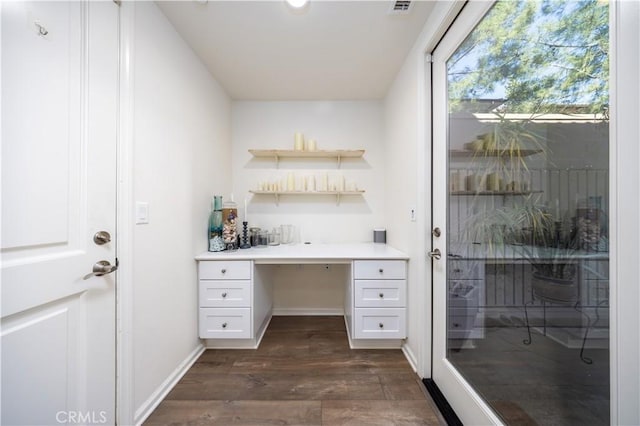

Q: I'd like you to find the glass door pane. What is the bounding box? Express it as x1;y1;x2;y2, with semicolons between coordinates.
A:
445;1;609;424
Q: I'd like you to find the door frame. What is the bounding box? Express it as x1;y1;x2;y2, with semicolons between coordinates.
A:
422;0;640;424
429;1;503;424
116;2;135;424
608;1;640;424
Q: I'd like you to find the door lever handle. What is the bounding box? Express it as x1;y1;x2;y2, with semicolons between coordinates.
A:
428;248;442;260
83;259;118;280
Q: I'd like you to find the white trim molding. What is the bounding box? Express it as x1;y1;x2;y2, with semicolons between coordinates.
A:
116;1;135;425
610;0;640;424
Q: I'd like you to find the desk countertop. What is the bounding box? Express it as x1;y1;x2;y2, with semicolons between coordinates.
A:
196;243;409;263
449;243;609;261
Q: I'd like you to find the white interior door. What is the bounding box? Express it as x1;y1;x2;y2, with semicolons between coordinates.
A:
431;1;505;424
1;1;119;424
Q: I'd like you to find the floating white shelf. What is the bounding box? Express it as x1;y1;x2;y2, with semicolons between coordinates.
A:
249;190;365;206
249;149;365;168
449;149;543;159
450;190;542;196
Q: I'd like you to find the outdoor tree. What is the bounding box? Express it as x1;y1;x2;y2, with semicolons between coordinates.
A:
448;0;609;116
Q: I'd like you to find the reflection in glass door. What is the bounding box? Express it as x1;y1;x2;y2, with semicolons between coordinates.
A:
443;1;609;424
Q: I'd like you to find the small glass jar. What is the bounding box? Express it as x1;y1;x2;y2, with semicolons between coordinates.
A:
268;228;281;246
257;230;269;247
249;227;261;247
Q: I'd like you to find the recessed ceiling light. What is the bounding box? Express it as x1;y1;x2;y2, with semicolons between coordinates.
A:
285;0;309;9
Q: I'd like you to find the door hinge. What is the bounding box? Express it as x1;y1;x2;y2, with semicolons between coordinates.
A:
425;54;434;63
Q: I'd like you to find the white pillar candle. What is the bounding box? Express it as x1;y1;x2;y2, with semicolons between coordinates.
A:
321;173;328;192
487;173;500;191
244;198;248;221
307;139;317;151
451;171;465;191
337;174;345;192
294;132;304;151
466;174;477;191
287;172;295;191
450;171;458;191
308;175;316;192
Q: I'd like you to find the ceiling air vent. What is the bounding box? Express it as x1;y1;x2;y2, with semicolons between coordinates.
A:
389;0;413;14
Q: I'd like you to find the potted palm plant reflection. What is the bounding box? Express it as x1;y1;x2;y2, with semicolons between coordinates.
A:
465;194;580;302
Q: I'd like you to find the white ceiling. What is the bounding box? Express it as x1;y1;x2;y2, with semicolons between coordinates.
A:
157;1;435;100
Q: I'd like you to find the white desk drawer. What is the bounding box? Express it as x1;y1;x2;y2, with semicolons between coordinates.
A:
353;260;406;280
199;281;251;307
448;260;483;280
354;280;406;308
199;308;251;339
354;308;406;339
199;261;252;280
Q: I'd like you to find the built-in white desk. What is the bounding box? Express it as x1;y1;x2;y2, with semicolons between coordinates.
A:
195;243;409;349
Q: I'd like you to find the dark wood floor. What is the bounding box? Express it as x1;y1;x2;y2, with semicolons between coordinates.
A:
145;316;443;425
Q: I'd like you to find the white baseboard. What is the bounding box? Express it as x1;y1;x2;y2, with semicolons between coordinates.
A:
348;337;404;349
134;344;205;426
402;342;419;373
272;308;344;316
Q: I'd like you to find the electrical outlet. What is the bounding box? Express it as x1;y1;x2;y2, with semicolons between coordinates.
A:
410;207;417;222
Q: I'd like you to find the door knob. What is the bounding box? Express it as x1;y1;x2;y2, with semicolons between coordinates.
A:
428;248;442;260
93;231;111;245
432;227;441;237
83;260;118;280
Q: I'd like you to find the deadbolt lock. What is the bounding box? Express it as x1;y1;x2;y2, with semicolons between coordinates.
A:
93;231;111;245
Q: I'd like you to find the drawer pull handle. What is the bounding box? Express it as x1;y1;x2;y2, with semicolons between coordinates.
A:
378;323;384;329
221;292;227;298
379;293;384;298
221;269;227;274
379;268;384;273
222;322;228;329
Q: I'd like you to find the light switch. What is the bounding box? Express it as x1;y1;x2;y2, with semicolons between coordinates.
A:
136;202;149;224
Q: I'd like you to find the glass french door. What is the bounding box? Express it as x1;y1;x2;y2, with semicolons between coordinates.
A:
432;1;610;424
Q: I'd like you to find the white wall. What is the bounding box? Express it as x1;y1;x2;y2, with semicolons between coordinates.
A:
384;46;423;370
231;101;385;243
271;264;350;315
383;2;461;375
231;101;384;314
129;2;231;420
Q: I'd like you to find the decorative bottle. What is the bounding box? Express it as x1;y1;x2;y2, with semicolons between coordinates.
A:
208;196;224;252
222;200;238;251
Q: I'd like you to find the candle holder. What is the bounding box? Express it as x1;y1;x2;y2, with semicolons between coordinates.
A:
240;221;251;249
